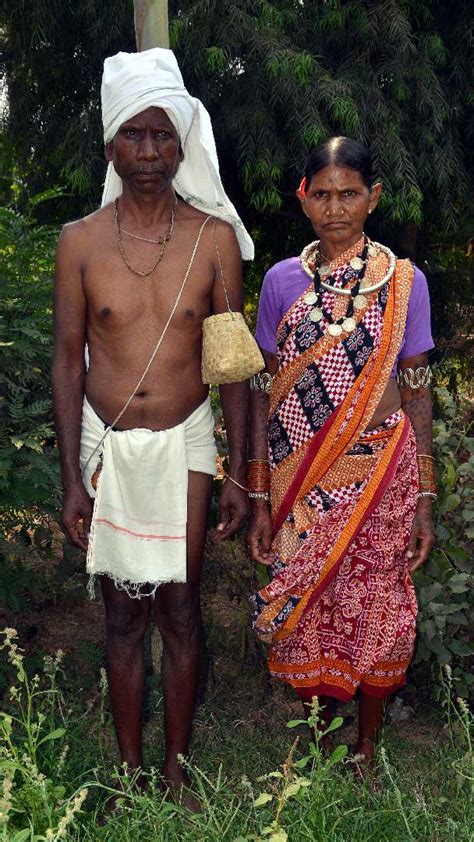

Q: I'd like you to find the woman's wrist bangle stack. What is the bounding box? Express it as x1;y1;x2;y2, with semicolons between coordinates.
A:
247;458;270;497
417;454;437;499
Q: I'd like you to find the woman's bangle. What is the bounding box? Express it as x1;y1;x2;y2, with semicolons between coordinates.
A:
418;491;437;500
223;474;248;493
248;491;270;502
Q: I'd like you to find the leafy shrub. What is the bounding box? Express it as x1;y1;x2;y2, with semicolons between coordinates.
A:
0;204;60;524
413;386;473;698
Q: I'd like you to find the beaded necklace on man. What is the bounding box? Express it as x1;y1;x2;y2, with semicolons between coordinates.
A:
300;236;396;337
114;195;178;278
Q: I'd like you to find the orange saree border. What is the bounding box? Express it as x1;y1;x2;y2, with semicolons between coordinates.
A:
270;259;414;532
270;413;410;642
268;655;412;700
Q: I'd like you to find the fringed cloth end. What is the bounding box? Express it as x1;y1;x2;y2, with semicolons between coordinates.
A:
87;573;189;601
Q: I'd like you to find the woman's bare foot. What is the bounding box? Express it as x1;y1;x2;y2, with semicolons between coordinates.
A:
162;762;201;813
349;742;380;789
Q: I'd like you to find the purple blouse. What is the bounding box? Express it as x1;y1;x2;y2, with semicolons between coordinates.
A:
255;257;434;376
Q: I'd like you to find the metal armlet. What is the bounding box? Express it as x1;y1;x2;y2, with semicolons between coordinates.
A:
250;372;273;394
396;365;433;389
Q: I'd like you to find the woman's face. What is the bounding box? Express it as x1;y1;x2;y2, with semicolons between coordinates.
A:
298;164;382;249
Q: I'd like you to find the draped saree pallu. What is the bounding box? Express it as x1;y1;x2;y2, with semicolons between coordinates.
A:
251;249;419;701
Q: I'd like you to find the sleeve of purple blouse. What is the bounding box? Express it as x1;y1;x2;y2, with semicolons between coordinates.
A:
397;266;435;362
254;264;283;355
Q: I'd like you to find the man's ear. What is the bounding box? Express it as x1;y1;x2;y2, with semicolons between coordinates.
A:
178;142;184;163
105;141;114;163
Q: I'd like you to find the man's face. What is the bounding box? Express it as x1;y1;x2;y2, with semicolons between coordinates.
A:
105;106;183;194
298;164;381;247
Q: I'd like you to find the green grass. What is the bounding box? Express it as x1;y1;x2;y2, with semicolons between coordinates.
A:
0;624;472;842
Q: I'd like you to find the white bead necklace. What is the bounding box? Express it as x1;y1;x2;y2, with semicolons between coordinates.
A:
300;239;396;296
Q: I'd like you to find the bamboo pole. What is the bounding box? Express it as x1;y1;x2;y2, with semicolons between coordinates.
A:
133;0;169;51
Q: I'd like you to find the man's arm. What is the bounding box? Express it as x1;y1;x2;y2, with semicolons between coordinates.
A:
52;223;92;551
210;221;250;541
398;351;435;572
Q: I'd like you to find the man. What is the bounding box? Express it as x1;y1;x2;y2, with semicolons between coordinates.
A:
52;48;253;808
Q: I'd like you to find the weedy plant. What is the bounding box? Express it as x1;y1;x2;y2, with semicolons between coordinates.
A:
252;697;348;842
0;627;90;840
439;664;473;788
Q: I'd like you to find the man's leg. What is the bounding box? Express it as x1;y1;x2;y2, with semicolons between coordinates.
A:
101;576;151;769
153;471;213;792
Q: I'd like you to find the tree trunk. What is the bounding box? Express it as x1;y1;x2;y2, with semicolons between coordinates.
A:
133;0;169;51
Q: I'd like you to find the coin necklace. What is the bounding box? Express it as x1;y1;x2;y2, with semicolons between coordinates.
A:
114;195;178;278
301;238;371;337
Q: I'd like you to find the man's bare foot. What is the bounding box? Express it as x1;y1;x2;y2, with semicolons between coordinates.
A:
97;770;148;826
162;762;201;813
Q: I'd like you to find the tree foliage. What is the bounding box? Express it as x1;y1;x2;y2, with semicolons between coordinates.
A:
1;0;472;245
0;201;60;520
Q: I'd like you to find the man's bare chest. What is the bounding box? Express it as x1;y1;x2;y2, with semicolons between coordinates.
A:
83;241;214;336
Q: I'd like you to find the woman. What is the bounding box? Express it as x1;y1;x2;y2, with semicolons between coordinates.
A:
247;137;436;765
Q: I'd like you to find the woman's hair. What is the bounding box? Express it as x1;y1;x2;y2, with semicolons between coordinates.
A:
304;137;374;189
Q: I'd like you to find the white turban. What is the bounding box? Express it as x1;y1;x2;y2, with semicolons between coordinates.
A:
101;48;254;260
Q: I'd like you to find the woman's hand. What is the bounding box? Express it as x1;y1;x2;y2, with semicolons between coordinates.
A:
407;497;435;572
248;502;274;565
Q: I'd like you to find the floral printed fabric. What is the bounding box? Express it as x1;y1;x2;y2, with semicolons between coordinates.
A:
265;419;419;700
251;245;418;699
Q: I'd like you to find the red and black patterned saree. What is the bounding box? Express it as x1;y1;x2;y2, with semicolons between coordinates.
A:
251;242;419;701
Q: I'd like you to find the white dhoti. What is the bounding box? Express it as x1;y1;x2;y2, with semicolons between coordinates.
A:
80;397;217;598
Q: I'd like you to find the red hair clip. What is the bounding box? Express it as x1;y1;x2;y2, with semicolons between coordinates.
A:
296;176;306;199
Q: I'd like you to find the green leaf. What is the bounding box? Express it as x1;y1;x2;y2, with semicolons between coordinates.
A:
448;640;473;657
444;493;461;512
426;637;451;662
294;755;311;769
420;582;443;605
327;744;349;767
286;719;307;728
449;548;469;563
11;831;31;842
254;792;274;807
38;727;66;745
446;611;468;625
284;781;303;797
429;602;467;615
448;574;470;594
268;832;288;842
442;460;457;489
322;716;344;735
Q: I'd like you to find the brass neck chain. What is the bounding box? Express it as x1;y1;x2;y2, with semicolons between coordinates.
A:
114;196;178;278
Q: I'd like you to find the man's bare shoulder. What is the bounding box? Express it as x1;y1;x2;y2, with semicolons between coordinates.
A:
178;202;235;237
57;205;112;249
